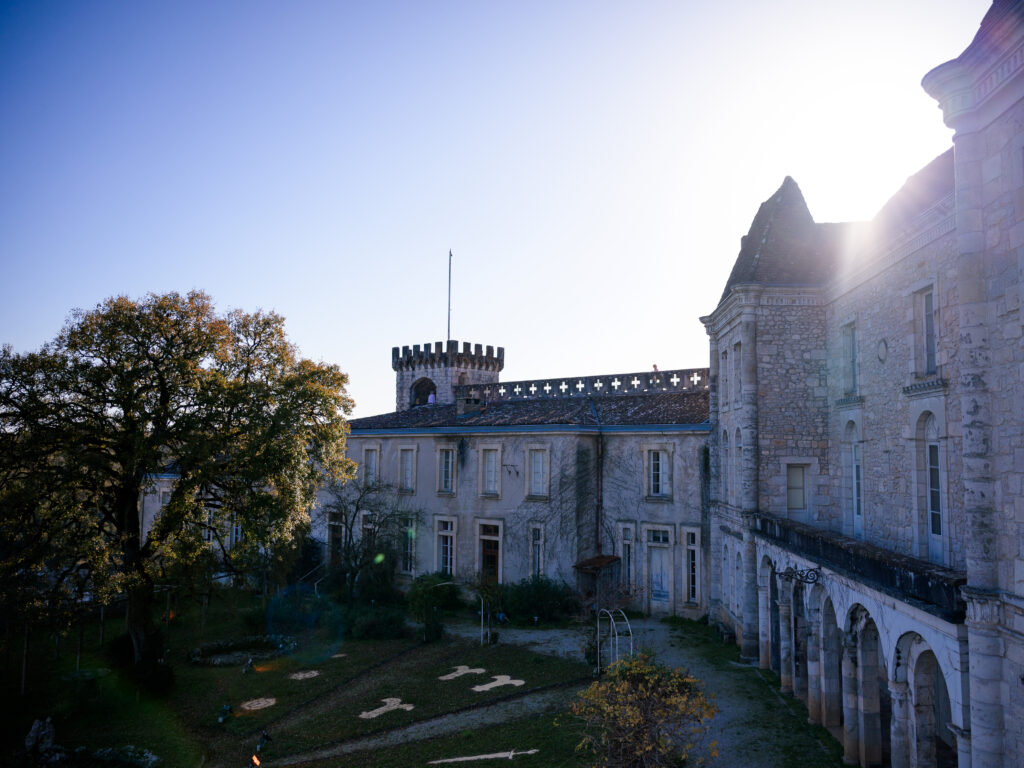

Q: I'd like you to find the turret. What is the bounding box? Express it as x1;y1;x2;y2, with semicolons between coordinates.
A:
391;340;504;411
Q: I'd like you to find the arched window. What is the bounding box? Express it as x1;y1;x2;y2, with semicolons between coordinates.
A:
916;412;945;564
844;421;863;540
411;377;437;407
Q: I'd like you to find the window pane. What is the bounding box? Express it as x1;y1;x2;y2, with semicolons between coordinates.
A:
786;465;805;510
483;450;497;493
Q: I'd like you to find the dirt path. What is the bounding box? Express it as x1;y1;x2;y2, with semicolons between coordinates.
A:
266;618;841;768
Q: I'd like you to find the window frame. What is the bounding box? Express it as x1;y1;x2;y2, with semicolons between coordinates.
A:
362;443;382;486
526;445;550;500
436;445;456;496
529;523;544;578
478;444;502;498
435;515;457;576
682;526;700;604
644;443;673;501
475;518;504;583
397;444;418;494
399;515;416;575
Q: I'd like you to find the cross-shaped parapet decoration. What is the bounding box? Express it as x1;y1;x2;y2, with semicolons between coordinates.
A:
670;374;680;386
612;378;621;390
690;371;702;386
559;381;568;393
594;380;603;390
631;377;641;388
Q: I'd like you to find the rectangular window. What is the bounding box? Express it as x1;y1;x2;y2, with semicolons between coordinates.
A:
479;523;501;581
853;444;863;520
648;528;669;544
399;448;415;493
482;449;498;496
647;449;670;498
923;290;936;375
364;448;379;485
436;518;454;575
786;465;806;511
928;444;941;535
843;323;858;394
230;515;242;547
528;449;548;497
686;531;699;602
733;342;742;401
720;351;729;406
438;448;455;494
202;509;214;542
400;516;415;574
160;490;171;507
530;526;543;578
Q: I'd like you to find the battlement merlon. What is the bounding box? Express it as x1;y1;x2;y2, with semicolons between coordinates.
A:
391;340;506;372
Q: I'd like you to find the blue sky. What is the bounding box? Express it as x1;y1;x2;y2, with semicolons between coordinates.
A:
0;1;991;417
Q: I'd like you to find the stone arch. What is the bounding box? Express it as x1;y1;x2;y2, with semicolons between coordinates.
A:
894;632;957;768
411;377;437;407
721;543;730;620
820;595;843;732
734;550;743;617
757;555;774;669
791;580;808;704
840;604;890;767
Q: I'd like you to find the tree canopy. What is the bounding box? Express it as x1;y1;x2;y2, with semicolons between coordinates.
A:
0;291;354;662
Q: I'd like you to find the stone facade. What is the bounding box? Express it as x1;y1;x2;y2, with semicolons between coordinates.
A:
315;362;712;619
392;340;503;411
698;4;1024;766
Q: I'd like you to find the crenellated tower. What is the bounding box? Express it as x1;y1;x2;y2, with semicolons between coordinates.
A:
392;340;504;411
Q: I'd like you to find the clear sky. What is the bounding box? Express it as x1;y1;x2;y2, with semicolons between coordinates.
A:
0;1;992;418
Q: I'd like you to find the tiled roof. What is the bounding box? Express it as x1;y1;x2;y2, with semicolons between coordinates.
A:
718;176;835;305
349;391;709;431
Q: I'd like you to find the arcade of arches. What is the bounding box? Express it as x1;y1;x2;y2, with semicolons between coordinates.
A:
719;543;965;768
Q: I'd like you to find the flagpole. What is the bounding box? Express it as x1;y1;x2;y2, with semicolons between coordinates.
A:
447;249;452;341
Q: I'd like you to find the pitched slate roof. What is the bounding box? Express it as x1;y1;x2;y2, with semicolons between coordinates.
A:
872;149;954;235
349;391;709;431
718;176;835;305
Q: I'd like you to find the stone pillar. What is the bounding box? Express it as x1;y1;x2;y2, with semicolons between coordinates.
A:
856;632;882;767
758;584;770;669
888;680;910;768
964;588;1004;768
841;634;860;765
740;531;758;662
779;600;793;694
806;617;821;725
948;723;971;768
821;626;842;729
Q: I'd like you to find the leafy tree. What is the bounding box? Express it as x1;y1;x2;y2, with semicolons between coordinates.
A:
569;652;718;768
0;291;354;665
317;479;419;606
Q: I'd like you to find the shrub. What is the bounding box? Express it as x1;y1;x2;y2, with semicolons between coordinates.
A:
568;652;718;767
501;576;579;623
340;605;407;640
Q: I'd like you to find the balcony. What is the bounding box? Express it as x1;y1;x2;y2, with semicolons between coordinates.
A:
754;514;966;622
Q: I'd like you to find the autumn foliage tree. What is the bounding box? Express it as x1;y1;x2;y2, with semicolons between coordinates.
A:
0;291;354;666
569;652;718;768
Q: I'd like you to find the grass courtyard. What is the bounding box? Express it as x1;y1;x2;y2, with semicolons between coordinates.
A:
0;590;844;767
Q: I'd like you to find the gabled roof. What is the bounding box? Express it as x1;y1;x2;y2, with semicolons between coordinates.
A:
349;391;709;431
718;176;834;305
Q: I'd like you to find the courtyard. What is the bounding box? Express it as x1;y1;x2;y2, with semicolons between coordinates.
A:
1;589;845;767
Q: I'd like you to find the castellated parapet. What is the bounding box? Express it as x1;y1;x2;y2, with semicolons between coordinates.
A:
392;340;504;411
